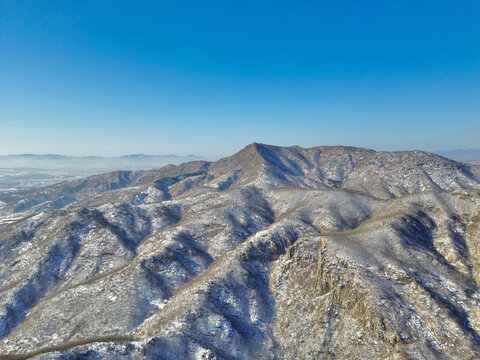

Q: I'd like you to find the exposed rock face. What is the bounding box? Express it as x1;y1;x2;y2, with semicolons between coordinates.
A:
1;143;480;359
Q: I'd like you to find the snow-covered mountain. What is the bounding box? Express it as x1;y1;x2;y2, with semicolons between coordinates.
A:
1;143;480;359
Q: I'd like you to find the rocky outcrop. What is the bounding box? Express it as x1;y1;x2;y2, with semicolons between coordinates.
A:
1;144;480;359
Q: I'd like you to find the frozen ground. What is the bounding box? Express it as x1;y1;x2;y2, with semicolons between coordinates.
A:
1;143;480;359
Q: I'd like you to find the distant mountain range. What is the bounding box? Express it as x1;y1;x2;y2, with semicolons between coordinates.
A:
0;153;206;170
2;150;479;192
435;149;480;163
0;153;208;191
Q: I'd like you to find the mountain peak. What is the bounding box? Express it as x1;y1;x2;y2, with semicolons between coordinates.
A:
2;143;480;359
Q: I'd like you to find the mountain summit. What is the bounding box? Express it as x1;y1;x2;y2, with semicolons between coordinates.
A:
1;144;480;359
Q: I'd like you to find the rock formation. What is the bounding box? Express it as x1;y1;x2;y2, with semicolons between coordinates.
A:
1;143;480;359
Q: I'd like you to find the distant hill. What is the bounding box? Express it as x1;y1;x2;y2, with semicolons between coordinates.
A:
436;149;480;163
0;153;205;170
0;154;206;191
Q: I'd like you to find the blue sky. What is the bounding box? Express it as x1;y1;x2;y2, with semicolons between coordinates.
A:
1;1;479;157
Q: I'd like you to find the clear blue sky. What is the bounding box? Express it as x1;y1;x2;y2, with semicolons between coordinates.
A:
1;1;479;157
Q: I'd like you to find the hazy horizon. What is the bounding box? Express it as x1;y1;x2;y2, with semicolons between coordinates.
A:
1;145;480;159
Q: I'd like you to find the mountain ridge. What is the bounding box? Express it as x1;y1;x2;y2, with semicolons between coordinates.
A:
1;143;479;218
1;143;480;359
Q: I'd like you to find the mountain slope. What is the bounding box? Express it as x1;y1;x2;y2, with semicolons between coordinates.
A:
1;143;480;359
2;143;479;217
